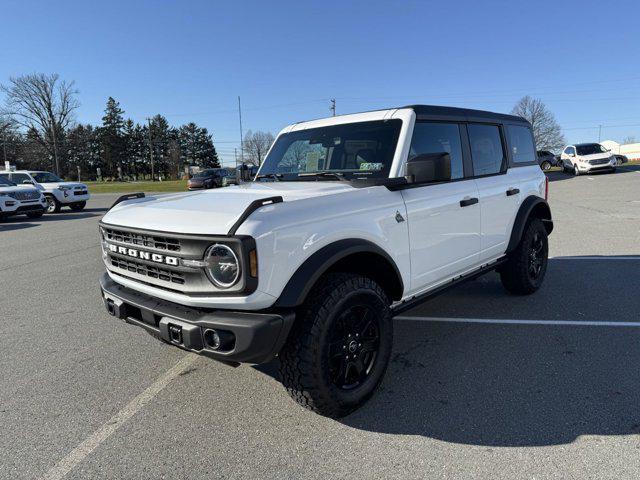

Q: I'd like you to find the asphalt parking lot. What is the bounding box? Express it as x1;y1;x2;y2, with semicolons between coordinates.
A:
1;166;639;480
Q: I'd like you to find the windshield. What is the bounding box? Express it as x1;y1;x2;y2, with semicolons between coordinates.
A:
32;172;64;183
576;144;608;155
0;175;16;186
258;120;402;181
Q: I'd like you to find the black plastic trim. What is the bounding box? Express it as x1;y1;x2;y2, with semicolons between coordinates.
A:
109;192;145;211
227;196;283;235
274;238;404;308
392;258;507;314
506;196;553;253
100;273;295;364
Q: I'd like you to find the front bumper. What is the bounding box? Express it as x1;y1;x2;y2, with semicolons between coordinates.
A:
99;273;294;364
53;189;90;204
0;200;46;216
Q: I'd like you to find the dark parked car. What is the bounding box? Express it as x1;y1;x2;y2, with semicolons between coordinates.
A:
187;168;232;190
537;150;558;171
613;154;628;166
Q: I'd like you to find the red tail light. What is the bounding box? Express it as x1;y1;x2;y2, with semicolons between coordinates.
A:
544;176;549;201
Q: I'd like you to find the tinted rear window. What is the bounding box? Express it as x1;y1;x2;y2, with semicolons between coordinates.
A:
506;125;536;164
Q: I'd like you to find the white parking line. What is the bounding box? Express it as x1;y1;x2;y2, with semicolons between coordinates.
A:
394;316;640;327
551;256;640;260
41;353;198;480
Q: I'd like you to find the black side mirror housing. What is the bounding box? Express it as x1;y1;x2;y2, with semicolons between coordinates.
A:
406;152;451;184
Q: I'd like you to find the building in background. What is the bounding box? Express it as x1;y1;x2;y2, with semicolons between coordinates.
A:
601;140;640;161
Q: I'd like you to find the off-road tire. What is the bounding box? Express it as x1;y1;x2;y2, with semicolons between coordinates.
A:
27;211;44;218
70;201;86;212
279;273;393;418
45;195;61;213
500;218;548;295
540;161;551;171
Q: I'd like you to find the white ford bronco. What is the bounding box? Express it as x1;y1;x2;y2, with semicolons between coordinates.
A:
99;105;552;417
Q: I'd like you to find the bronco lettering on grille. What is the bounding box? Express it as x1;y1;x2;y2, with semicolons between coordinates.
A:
107;243;179;266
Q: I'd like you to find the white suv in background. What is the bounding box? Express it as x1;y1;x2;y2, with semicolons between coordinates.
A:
0;170;90;213
0;175;47;220
559;143;617;176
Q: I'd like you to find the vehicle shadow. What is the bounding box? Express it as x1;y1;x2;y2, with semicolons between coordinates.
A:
0;211;103;225
259;257;640;446
0;222;38;232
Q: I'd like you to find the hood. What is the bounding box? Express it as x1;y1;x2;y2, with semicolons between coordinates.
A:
40;182;87;189
102;181;357;234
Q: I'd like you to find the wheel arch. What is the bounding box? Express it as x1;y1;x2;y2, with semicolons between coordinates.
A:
507;196;553;253
273;238;404;308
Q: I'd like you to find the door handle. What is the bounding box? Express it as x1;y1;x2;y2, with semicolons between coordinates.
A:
506;188;520;196
459;197;478;207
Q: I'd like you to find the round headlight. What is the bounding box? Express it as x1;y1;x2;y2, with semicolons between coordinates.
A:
205;244;240;288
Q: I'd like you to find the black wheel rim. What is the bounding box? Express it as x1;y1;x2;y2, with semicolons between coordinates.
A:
528;231;545;279
327;304;380;390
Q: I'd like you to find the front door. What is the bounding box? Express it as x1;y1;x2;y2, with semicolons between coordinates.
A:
401;121;481;294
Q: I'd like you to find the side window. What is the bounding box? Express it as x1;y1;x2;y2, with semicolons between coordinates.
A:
506;125;535;164
10;173;31;183
408;122;464;180
468;124;505;176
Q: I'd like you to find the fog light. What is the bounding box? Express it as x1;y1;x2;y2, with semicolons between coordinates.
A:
204;329;235;351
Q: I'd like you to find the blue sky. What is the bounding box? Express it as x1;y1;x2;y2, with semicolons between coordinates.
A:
1;0;639;166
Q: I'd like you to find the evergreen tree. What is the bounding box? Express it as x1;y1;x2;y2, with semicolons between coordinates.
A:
98;97;126;178
178;122;220;168
66;124;100;180
149;114;172;178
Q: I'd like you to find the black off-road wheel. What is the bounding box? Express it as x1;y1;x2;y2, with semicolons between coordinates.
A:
70;201;86;211
540;161;551;171
279;273;393;418
45;195;61;213
500;218;548;295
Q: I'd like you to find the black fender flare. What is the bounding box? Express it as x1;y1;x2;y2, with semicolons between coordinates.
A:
507;196;553;253
273;238;404;308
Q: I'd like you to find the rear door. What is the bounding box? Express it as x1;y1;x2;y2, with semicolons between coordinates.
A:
401;121;481;293
468;123;521;261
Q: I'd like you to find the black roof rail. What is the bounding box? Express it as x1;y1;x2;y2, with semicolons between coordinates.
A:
228;196;283;235
108;192;145;211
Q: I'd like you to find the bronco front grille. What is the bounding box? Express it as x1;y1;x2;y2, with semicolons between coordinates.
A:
8;190;40;201
103;227;181;252
110;257;185;285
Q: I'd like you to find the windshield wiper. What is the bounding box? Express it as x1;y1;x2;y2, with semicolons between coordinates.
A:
297;172;347;181
255;173;282;182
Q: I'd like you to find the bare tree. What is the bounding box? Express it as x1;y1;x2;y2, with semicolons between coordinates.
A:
1;73;80;174
511;96;565;151
242;130;275;166
0;116;16;165
621;136;636;145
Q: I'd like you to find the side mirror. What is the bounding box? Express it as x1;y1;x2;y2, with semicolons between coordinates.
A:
406;152;451;184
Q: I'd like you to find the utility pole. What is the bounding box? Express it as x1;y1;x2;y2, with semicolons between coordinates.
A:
1;125;7;165
238;96;244;164
598;124;602;142
330;98;336;116
147;117;155;181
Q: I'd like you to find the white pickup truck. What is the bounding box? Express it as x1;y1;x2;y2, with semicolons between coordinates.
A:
0;175;47;220
99;105;553;417
0;170;90;213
